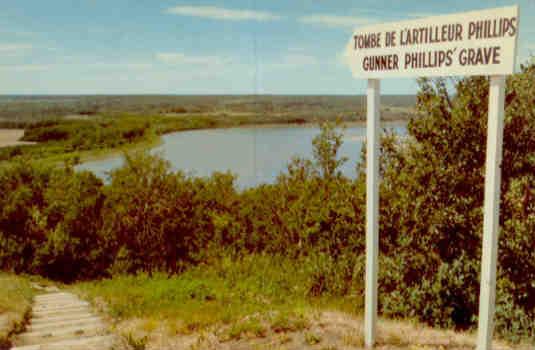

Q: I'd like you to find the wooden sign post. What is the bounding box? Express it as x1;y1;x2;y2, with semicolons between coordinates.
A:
477;75;506;350
365;78;380;347
345;5;519;349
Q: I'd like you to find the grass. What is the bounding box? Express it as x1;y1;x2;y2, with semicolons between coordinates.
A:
304;331;322;345
223;317;267;341
73;254;343;348
72;255;532;349
124;333;149;350
73;254;359;349
270;311;310;333
73;255;326;335
0;273;35;347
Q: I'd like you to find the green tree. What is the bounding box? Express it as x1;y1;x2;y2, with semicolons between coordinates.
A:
0;161;105;281
101;151;238;274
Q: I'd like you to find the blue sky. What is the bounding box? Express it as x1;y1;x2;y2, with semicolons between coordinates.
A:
1;0;534;95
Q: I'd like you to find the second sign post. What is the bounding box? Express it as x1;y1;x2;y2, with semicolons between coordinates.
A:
345;5;519;350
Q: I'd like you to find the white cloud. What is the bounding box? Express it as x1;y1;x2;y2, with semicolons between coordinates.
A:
0;64;50;72
298;15;372;28
263;52;320;71
165;6;280;21
406;12;438;19
280;54;318;66
87;62;153;70
0;43;33;53
0;30;36;37
0;61;154;73
155;52;227;65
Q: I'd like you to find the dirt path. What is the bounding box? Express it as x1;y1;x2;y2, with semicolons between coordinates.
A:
0;129;35;148
10;291;117;350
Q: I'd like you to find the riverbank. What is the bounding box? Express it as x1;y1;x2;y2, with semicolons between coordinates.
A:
0;113;409;165
229;119;408;129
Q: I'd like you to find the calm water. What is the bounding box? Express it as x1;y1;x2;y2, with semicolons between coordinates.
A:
77;124;406;188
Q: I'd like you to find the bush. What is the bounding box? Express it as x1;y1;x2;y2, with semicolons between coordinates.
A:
377;63;535;338
20;118;150;152
101;152;238;274
0;161;106;281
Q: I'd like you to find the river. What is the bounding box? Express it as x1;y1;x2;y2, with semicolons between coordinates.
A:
77;123;407;188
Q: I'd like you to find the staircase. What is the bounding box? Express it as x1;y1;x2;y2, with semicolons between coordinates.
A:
10;291;116;350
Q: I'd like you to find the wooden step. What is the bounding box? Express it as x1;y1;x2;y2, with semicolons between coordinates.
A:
27;317;102;332
30;314;99;326
13;291;116;350
32;307;92;319
33;302;90;313
17;323;106;345
11;334;115;350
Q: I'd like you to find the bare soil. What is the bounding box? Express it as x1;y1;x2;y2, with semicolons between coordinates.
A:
0;129;35;147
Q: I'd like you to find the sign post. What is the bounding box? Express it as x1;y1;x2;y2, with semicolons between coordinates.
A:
476;75;506;350
365;78;380;348
345;5;519;349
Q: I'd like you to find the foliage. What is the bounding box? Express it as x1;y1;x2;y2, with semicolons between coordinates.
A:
377;63;534;338
101;152;237;274
0;161;105;281
0;116;151;163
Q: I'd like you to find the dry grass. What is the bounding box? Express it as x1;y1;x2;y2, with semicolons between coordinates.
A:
0;274;35;346
109;310;532;350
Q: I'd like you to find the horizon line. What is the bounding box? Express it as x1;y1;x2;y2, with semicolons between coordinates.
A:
0;93;417;97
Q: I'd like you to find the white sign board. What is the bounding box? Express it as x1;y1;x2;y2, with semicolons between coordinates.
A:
345;6;519;78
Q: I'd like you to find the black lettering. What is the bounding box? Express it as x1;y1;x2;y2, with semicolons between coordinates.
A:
459;48;467;66
446;49;453;66
363;55;399;71
509;17;517;36
455;24;463;41
492;46;501;64
354;33;382;50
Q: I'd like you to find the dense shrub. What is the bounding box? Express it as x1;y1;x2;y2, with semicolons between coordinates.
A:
223;123;365;258
0;121;362;281
101;152;238;274
21;118;151;151
0;162;105;281
377;63;534;338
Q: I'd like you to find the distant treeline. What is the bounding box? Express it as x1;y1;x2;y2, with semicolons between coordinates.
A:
0;66;534;342
0;95;416;122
